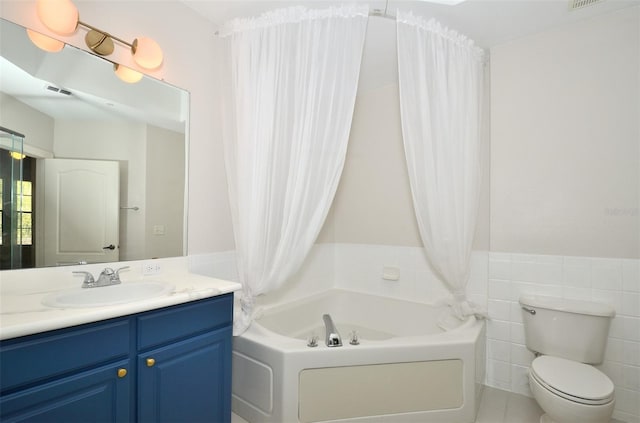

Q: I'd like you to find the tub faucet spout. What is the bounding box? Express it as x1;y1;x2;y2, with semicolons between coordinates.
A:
323;314;342;347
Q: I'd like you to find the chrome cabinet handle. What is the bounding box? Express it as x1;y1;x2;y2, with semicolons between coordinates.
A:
522;306;536;315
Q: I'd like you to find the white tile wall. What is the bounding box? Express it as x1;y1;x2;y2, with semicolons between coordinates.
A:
333;243;488;308
189;251;238;282
487;252;640;423
189;244;336;305
192;243;489;309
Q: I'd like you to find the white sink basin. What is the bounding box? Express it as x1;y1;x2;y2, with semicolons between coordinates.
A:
42;281;175;308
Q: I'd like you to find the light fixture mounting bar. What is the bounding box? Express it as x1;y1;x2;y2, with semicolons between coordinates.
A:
78;20;134;49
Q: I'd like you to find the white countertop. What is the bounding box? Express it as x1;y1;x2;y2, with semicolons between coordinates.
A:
0;260;242;341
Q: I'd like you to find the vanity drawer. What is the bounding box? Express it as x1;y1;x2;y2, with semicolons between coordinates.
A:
137;293;233;350
0;319;130;393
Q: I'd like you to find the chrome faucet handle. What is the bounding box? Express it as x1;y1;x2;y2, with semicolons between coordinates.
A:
307;334;319;348
349;330;360;345
115;266;129;278
112;266;130;283
73;271;95;288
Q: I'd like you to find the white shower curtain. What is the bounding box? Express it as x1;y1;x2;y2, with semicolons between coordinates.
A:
396;11;486;323
220;5;368;335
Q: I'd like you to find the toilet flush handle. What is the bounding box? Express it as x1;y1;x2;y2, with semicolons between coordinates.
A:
522;306;536;315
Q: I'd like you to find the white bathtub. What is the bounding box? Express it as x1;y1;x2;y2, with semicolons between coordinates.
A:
232;289;486;423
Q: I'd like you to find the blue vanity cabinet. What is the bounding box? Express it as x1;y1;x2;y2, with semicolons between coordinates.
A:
0;318;133;422
0;360;132;422
136;293;233;423
0;293;234;423
137;328;232;422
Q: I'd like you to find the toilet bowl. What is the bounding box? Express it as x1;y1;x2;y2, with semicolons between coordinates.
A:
519;295;616;423
528;356;615;423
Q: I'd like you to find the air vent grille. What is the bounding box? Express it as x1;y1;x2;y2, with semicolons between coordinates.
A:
45;85;72;96
569;0;605;10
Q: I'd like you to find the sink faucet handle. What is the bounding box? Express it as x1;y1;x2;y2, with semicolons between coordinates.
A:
113;266;130;282
115;266;130;277
73;271;95;288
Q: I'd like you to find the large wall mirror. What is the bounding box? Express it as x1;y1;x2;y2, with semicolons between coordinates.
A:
0;18;189;270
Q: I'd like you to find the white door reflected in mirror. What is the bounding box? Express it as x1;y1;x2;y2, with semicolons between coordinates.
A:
42;158;119;266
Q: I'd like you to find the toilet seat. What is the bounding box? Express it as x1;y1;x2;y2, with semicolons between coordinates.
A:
530;356;614;406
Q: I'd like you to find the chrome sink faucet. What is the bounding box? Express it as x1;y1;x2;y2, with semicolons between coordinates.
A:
323;314;342;347
73;266;129;288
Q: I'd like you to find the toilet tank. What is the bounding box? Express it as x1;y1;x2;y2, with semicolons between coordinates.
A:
519;295;615;364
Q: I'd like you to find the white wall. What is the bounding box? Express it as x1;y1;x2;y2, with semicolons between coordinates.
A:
490;7;639;259
319;15;491;252
145;125;184;259
0;92;54;153
318;82;422;246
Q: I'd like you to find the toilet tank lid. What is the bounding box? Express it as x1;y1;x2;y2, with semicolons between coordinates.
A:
519;295;615;317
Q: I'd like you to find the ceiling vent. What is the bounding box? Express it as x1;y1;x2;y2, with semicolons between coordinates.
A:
45;85;72;96
569;0;605;10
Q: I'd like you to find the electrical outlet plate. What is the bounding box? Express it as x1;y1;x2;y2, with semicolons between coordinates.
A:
142;262;161;276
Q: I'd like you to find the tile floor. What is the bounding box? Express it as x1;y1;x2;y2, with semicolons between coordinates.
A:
474;386;543;423
232;385;626;422
231;386;542;423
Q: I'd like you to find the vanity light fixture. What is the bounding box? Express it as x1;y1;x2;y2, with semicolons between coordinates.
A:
35;0;163;70
26;28;65;52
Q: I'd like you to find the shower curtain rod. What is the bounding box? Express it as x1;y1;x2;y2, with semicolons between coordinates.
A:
214;7;397;35
0;125;25;139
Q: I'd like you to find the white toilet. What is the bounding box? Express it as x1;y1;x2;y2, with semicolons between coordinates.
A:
519;295;616;423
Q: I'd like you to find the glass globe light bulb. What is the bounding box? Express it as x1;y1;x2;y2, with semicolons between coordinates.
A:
114;64;143;84
26;29;65;52
36;0;79;36
132;37;163;70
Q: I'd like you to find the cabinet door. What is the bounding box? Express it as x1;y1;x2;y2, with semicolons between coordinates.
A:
138;327;232;423
0;360;131;423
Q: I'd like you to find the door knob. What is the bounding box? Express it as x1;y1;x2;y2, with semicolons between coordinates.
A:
146;358;155;367
102;244;116;250
117;368;127;378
